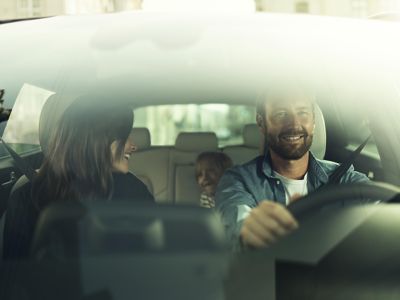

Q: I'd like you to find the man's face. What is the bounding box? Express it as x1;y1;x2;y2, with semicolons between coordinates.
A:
262;93;315;160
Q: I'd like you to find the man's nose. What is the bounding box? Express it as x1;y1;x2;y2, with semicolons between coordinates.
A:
286;113;301;126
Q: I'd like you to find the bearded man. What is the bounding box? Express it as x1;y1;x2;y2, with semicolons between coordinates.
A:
215;88;368;249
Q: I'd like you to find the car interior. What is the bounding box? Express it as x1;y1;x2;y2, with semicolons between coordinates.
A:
0;93;385;237
129;102;328;206
1;8;400;299
0;92;388;300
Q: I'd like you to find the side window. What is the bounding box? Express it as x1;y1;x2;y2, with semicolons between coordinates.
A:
340;111;379;160
0;84;54;159
134;104;256;146
335;105;381;180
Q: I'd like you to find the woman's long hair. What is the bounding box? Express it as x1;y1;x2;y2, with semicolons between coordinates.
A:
32;98;133;209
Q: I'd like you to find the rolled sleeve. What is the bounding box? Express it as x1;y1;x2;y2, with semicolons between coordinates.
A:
215;168;257;244
342;165;370;183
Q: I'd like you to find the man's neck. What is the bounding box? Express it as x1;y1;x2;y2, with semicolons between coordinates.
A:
270;150;309;180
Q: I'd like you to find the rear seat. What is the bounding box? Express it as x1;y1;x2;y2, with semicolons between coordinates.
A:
128;128;171;203
130;130;219;205
130;130;220;205
130;119;324;205
129;128;260;205
170;132;219;206
223;124;263;165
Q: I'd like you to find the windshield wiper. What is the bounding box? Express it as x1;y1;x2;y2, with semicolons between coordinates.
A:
0;16;53;25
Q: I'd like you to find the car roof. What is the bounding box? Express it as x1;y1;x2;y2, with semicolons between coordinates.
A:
1;11;400;110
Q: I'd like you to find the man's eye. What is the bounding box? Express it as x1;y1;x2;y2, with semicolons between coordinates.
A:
274;111;287;118
298;111;310;116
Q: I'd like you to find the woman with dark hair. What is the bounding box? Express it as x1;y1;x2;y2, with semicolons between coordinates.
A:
3;98;154;260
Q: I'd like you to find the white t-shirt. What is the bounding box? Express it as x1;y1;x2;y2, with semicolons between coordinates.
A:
273;171;308;205
236;172;308;222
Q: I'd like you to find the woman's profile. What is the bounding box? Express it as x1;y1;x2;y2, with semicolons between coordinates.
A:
3;97;154;260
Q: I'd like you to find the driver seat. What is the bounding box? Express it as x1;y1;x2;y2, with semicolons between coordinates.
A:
309;104;326;159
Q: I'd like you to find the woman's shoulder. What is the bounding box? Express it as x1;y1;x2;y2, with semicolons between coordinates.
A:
113;172;145;186
112;172;155;203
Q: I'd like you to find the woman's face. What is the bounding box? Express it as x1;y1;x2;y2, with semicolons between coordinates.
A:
111;132;137;174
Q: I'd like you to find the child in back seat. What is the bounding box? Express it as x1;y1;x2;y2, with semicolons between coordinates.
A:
195;152;233;208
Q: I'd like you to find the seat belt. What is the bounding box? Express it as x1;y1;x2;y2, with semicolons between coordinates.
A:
326;134;371;185
0;137;37;181
0;138;37;219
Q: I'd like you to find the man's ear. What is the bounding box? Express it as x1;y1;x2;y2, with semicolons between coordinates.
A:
256;113;266;134
256;113;266;155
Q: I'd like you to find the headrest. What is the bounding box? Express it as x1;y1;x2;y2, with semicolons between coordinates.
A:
175;132;218;152
311;104;326;159
243;124;260;148
39;94;77;155
132;128;151;150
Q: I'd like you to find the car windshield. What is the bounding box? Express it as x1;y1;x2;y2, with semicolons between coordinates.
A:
1;2;400;300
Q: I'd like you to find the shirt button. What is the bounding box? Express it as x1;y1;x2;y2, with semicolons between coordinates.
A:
276;181;280;185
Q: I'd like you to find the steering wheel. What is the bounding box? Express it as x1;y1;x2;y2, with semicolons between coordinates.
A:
287;182;400;220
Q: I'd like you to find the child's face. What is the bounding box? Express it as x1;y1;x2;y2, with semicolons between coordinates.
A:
196;161;223;196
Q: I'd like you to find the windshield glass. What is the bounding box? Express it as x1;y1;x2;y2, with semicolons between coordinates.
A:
1;0;400;21
2;3;400;300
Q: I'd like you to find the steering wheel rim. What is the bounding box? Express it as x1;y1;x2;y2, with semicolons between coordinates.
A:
287;182;400;220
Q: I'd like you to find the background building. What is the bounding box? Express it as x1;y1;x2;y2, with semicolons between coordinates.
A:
256;0;400;17
1;0;400;20
0;0;142;20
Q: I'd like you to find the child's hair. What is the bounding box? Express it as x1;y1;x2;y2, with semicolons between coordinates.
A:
195;152;233;176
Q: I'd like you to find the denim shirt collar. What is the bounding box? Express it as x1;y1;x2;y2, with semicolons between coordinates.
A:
261;150;329;186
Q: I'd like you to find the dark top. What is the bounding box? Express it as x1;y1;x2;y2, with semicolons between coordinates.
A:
112;172;154;202
3;172;154;260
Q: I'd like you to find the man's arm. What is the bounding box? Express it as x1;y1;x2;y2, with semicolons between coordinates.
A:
341;165;370;183
215;168;298;249
215;168;257;245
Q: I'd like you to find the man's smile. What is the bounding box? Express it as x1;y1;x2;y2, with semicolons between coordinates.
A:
279;133;307;143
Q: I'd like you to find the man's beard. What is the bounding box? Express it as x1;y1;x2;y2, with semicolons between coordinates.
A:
267;129;313;160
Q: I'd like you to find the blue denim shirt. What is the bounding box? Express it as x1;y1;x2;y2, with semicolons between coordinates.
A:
215;151;369;244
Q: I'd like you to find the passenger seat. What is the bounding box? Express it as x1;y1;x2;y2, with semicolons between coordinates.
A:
128;128;171;203
223;124;263;165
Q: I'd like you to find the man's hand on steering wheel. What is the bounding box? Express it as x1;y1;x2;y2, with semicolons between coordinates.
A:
240;201;299;249
239;182;400;250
